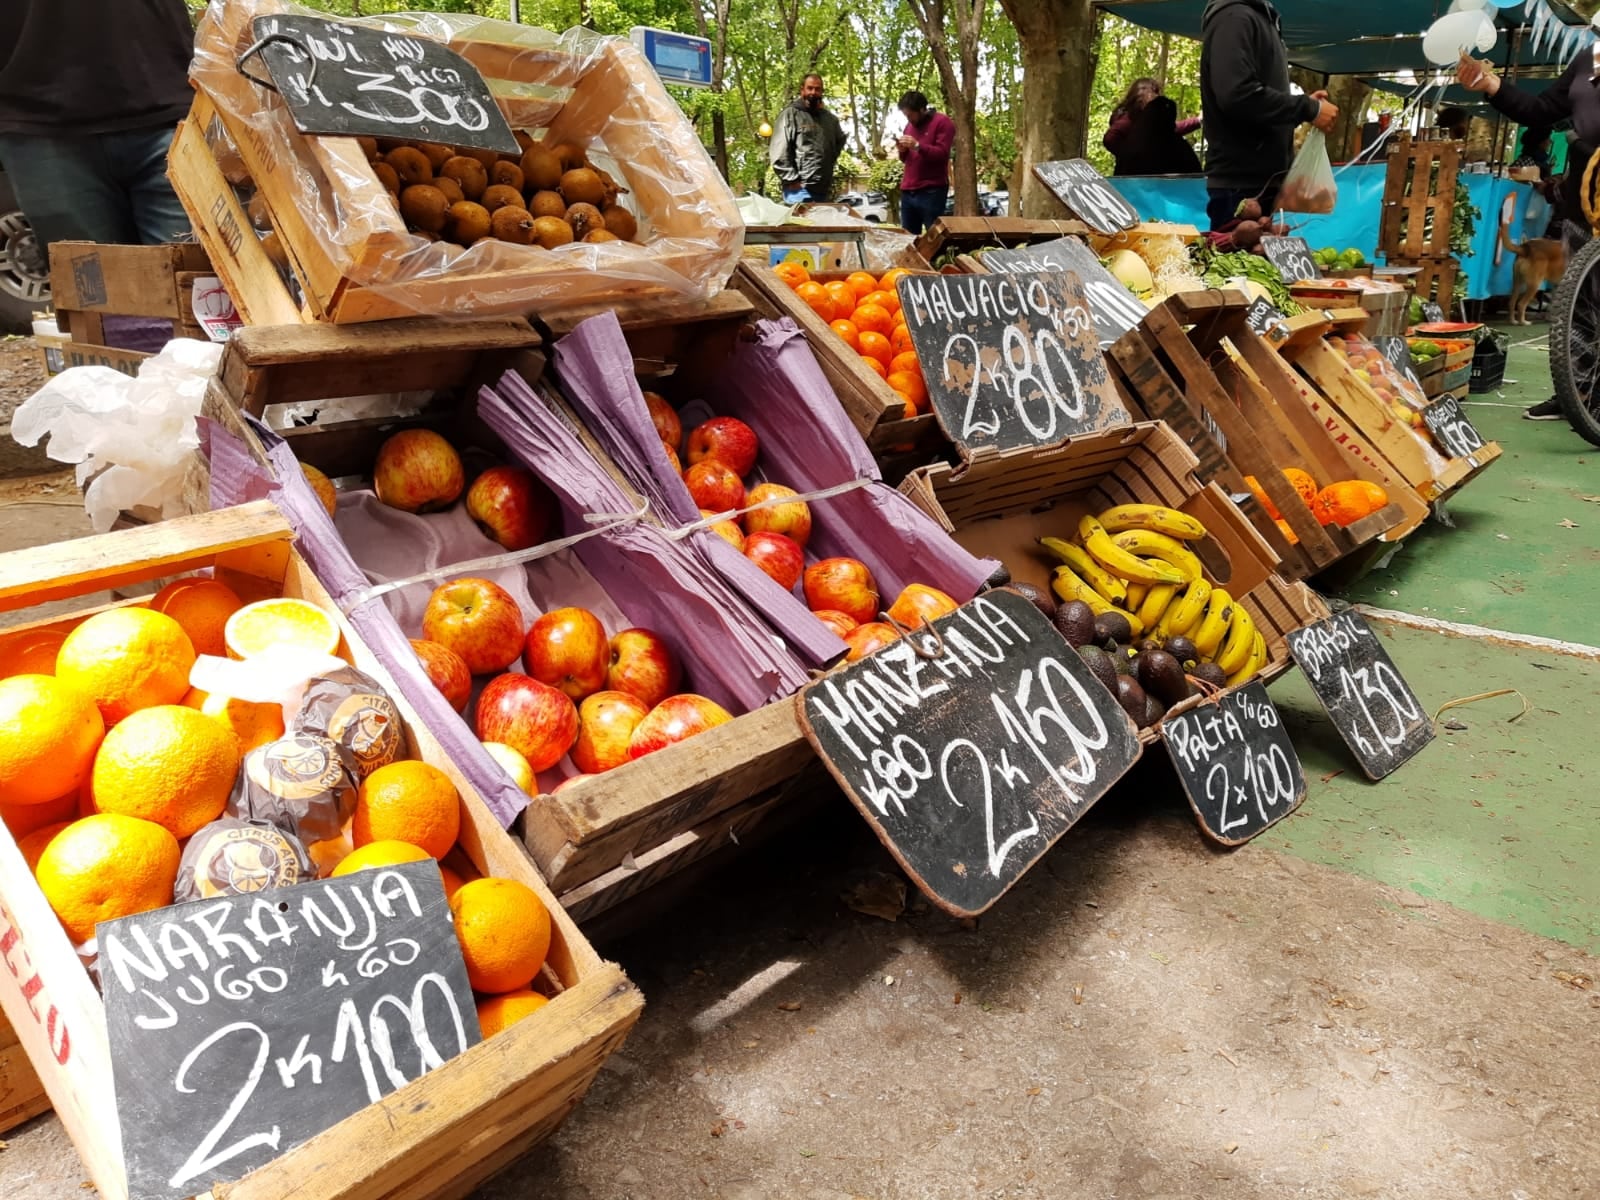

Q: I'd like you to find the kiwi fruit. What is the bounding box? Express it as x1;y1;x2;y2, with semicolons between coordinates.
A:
1190;662;1227;689
447;200;492;246
480;184;525;213
356;136;380;161
513;130;534;154
560;167;606;207
583;229;620;243
1093;611;1133;646
417;142;455;170
550;142;587;171
532;215;574;248
490;161;524;192
432;176;465;206
1136;649;1190;707
520;148;564;192
1114;676;1148;724
528;190;567;220
464;147;501;170
399;184;450;233
602;204;638;242
566;202;605;239
491;207;538;244
372;161;401;195
440;156;488;200
1165;635;1200;669
1007;582;1055;622
1053;600;1098;648
386;146;432;185
376;137;408;154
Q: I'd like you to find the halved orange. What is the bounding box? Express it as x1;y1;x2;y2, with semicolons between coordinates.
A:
224;598;340;660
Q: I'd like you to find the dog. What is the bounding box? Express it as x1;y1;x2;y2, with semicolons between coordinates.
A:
1499;223;1566;325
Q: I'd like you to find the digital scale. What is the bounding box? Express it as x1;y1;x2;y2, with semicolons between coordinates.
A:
630;26;713;88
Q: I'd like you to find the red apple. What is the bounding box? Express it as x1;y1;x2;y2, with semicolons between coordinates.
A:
421;577;525;674
686;416;760;477
744;531;805;591
465;465;557;552
373;428;463;513
523;606;609;700
474;674;579;773
627;694;734;760
643;390;682;453
887;583;960;629
844;622;900;662
745;482;813;548
700;508;745;552
553;773;593;793
663;442;683;474
804;557;880;625
570;690;650;774
410;638;471;712
812;609;859;638
606;628;683;709
684;460;745;513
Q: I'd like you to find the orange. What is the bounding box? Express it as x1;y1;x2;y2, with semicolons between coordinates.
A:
889;350;922;377
1274;518;1301;546
301;462;338;518
886;371;928;410
476;989;550;1038
0;674;105;807
150;577;246;659
308;829;355;877
845;270;880;300
900;398;917;420
824;281;857;316
352;760;461;859
890;325;916;356
858;330;894;367
1282;467;1318;506
56;608;195;726
878;267;913;292
225;598;340;660
860;355;888;379
34;813;180;943
1311;480;1390;527
449;877;552;993
440;864;468;899
773;261;810;289
794;281;835;322
851;303;892;336
1;789;81;840
862;289;901;315
1243;475;1282;520
18;822;69;874
197;692;285;752
829;319;861;350
91;704;240;839
0;627;66;679
332;839;430;875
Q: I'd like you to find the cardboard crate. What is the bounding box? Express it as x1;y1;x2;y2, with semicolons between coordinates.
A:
0;503;641;1200
1380;134;1461;260
0;1009;49;1133
898;422;1329;741
46;242;215;377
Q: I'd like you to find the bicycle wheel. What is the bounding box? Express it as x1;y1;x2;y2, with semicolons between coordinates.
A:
1548;234;1600;447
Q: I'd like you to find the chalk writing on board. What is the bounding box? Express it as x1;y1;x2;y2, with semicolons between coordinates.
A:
1162;681;1306;844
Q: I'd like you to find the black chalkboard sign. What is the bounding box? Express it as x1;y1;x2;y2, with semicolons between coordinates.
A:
1422;301;1446;324
799;590;1141;916
896;270;1133;457
244;15;520;155
1032;159;1140;234
980;238;1149;348
1422;394;1486;461
1374;334;1425;393
1244;296;1289;340
1287;611;1433;780
101;862;480;1200
1260;235;1320;284
1162;681;1307;845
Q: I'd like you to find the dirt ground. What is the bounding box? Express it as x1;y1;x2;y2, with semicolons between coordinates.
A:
0;335;47;426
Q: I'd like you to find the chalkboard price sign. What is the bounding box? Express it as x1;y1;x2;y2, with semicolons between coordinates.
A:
799;590;1141;916
245;15;520;154
1260;236;1321;284
1422;301;1446;323
102;862;480;1200
896;269;1133;456
1287;611;1433;779
1374;334;1425;393
1244;296;1289;340
1032;159;1140;235
981;237;1149;348
1162;681;1307;845
1422;394;1486;461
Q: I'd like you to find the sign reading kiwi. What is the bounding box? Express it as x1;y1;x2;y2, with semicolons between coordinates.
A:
101;862;480;1200
1161;681;1307;845
797;590;1141;917
1421;394;1486;461
981;235;1149;347
1260;236;1321;284
896;269;1134;458
243;14;520;155
1031;159;1140;235
1286;611;1433;780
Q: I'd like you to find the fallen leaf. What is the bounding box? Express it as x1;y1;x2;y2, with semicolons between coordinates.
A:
776;1000;802;1012
1554;970;1593;990
842;874;907;922
1072;983;1084;1005
798;1149;817;1158
1559;519;1580;529
742;1040;760;1049
1027;1086;1043;1096
883;974;896;987
1580;495;1600;503
1320;769;1344;783
710;1120;728;1137
1224;1143;1240;1154
1443;719;1468;731
1149;951;1171;964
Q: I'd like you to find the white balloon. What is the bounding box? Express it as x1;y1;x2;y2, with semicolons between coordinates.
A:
1422;9;1497;64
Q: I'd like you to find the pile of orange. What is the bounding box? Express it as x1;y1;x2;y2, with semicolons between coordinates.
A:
773;262;929;418
1243;467;1388;540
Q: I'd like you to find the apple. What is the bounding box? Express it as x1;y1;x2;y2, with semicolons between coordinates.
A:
700;508;745;552
887;583;960;629
663;442;683;474
804;557;880;625
373;428;463;513
482;741;535;794
524;606;609;700
421;577;525;674
686;416;760;477
606;627;683;709
570;690;650;774
410;638;472;712
553;773;592;793
812;609;859;638
643;390;683;453
465;465;557;552
844;622;900;662
474;674;579;773
684;460;745;513
744;482;812;548
627;694;734;760
744;531;805;591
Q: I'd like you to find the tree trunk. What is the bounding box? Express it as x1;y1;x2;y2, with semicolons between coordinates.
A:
1002;0;1098;218
905;0;985;216
1326;76;1371;162
1158;33;1171;86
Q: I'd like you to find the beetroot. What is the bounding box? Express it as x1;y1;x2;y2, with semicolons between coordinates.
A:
1234;198;1263;223
1231;219;1263;248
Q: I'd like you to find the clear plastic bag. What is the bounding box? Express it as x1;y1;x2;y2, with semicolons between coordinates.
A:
1279;130;1337;214
190;0;743;317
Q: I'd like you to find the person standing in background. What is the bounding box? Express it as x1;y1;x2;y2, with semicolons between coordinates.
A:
0;0;195;254
1199;0;1337;229
1104;78;1200;176
894;91;955;236
769;74;846;206
1436;106;1471;141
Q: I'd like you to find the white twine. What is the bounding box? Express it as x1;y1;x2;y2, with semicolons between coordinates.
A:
660;476;876;541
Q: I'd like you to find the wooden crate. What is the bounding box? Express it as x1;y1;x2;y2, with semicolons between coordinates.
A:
46;242;213;377
1108;291;1424;581
1408;340;1475;398
0;1009;50;1133
1289;281;1409;338
175;5;741;325
1387;257;1460;310
913;216;1091;264
1380;133;1461;260
0;503;641;1200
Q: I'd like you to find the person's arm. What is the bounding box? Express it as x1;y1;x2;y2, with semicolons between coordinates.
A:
1175;116;1202;136
1205;8;1319;128
769;107;798;182
912;115;954;169
1478;54;1580;128
1104;110;1134;153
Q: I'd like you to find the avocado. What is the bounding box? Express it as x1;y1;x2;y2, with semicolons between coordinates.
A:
1134;636;1165;656
1113;645;1139;675
1054;600;1098;647
1114;675;1148;723
1141;692;1167;728
1190;662;1227;689
1009;582;1056;623
1093;610;1133;646
1077;644;1119;695
1165;635;1200;668
1136;649;1190;706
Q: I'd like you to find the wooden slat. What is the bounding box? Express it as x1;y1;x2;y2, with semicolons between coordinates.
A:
0;1011;50;1133
539;289;753;338
1380;134;1461;260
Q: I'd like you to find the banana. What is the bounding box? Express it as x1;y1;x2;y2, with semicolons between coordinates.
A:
1226;629;1268;686
1050;566;1112;615
1214;605;1259;677
1097;503;1208;541
1158;578;1212;639
1109;528;1203;584
1124;582;1149;613
1078;515;1187;585
1137;582;1179;630
1037;536;1127;604
1191;588;1234;659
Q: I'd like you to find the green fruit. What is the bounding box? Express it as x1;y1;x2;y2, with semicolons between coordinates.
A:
1078;645;1118;695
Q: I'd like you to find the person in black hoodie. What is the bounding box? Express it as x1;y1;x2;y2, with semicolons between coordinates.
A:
1200;0;1337;229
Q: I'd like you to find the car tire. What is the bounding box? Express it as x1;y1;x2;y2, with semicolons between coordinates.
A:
0;168;50;333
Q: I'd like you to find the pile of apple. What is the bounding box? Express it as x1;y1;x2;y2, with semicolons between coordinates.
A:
639;392;961;661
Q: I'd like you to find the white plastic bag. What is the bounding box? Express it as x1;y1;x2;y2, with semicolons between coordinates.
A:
1279;130;1337;214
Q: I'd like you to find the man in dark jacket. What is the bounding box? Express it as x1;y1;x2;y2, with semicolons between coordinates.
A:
0;0;195;254
1199;0;1337;229
770;74;846;205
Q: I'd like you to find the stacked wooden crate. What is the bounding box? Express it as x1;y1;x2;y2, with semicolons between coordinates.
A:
1379;134;1461;309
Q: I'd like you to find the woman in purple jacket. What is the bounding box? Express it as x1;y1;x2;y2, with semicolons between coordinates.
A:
1104;78;1201;176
